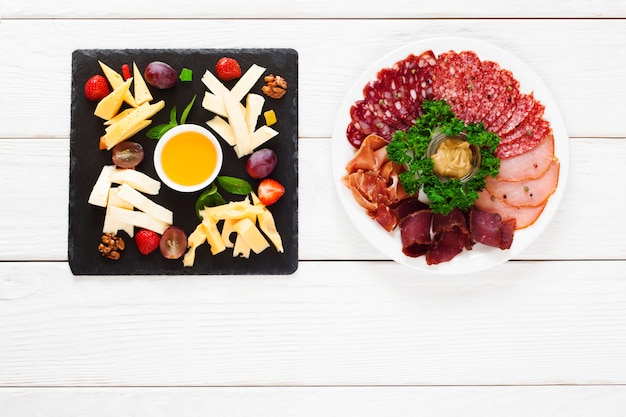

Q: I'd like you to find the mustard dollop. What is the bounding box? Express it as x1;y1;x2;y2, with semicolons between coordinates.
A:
430;137;473;179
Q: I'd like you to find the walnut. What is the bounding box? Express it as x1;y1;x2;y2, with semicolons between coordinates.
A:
262;74;288;99
98;233;125;260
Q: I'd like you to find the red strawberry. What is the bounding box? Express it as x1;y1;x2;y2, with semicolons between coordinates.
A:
257;178;285;206
84;75;110;101
135;229;161;255
215;57;242;81
121;64;131;80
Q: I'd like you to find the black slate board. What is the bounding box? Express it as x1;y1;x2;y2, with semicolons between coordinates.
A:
69;48;298;275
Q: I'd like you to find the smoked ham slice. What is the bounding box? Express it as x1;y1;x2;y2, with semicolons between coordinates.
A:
474;189;547;229
496;133;555;181
486;159;559;207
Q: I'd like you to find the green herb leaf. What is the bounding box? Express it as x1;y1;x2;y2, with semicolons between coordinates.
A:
194;183;227;220
169;106;178;125
146;122;177;140
180;95;196;125
386;99;501;215
217;176;253;195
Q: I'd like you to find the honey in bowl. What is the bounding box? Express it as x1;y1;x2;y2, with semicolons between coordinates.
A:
154;124;223;192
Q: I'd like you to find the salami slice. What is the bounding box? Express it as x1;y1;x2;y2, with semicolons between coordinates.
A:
500;99;546;144
471;60;501;124
496;119;551;158
494;93;536;137
480;67;520;132
458;50;487;123
431;50;469;120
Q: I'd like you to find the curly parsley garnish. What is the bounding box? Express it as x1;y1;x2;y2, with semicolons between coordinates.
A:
386;100;501;215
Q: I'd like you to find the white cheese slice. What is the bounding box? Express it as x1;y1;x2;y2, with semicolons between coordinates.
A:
245;93;265;134
201;69;231;97
222;90;252;157
249;125;279;150
106;205;170;234
202;91;228;118
206;115;236;147
98;61;137;108
132;62;153;106
110;168;161;195
231;64;266;102
116;183;173;225
88;165;117;207
102;188;135;237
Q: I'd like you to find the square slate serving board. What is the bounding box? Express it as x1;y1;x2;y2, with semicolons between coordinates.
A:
69;48;298;275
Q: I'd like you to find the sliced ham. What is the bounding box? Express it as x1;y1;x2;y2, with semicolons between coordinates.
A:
485;158;559;207
496;133;555;181
474;189;547;229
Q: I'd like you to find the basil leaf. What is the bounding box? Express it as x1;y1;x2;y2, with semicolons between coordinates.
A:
146;122;177;140
195;183;226;220
217;176;253;195
169;106;178;125
180;95;196;125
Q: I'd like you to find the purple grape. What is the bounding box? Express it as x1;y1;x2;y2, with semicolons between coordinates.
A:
160;226;188;259
144;61;177;89
111;141;144;168
245;148;278;179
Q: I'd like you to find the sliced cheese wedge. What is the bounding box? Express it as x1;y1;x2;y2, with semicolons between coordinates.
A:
201;217;226;255
110;168;161;195
106;205;170;234
222;90;252;157
116;183;173;225
88;165;117;207
206;115;236;147
94;78;133;121
132;62;153;106
233;233;251;259
251;192;284;252
231;64;266;102
233;217;269;254
183;223;208;267
245;93;265;134
102;187;135;237
98;61;137;108
101;100;164;150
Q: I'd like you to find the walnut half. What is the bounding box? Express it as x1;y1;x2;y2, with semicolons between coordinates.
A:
98;233;125;260
262;74;288;99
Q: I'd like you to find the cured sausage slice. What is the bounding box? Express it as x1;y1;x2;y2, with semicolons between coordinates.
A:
471;60;501;124
496;119;551;158
481;67;520;132
494;93;536;137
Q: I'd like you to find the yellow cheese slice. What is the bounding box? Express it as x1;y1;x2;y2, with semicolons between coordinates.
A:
251;193;284;252
116;183;173;225
104;108;134;126
201;217;226;255
94;78;133;121
102;100;164;149
106;205;170;234
233;233;251;259
201;200;263;222
98;61;137;108
220;218;237;248
233;217;269;254
183;223;208;267
132;62;153;106
231;64;266;102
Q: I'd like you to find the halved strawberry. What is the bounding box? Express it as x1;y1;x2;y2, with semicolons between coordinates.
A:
121;64;131;80
84;74;110;101
215;57;242;81
257;178;285;206
135;229;161;255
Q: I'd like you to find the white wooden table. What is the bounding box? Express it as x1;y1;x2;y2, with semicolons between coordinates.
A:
2;1;626;414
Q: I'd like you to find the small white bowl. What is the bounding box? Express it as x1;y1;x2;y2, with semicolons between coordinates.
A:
153;124;223;193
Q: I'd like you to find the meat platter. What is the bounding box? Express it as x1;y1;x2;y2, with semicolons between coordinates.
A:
331;37;569;274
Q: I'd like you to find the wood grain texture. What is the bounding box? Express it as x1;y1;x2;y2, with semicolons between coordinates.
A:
0;20;625;139
3;0;626;18
2;386;626;416
2;260;626;386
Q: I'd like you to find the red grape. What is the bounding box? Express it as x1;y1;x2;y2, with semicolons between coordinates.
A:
144;61;177;89
111;141;144;168
245;148;278;179
160;226;188;259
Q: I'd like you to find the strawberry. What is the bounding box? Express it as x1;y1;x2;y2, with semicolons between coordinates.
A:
257;178;285;206
84;75;110;101
121;64;131;80
135;229;161;255
215;57;242;81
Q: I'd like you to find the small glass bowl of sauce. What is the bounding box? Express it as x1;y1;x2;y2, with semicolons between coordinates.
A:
427;130;481;183
154;124;223;192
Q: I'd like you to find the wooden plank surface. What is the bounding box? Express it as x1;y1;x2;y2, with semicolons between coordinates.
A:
2;260;626;386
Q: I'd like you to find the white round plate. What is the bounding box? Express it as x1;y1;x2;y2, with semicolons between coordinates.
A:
331;37;569;274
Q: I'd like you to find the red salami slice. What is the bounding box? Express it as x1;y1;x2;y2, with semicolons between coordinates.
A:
431;50;469;120
500;99;546;144
496;119;551;158
471;60;501;124
481;67;520;132
458;50;487;123
494;93;536;137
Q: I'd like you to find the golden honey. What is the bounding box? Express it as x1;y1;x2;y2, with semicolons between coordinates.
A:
160;130;219;186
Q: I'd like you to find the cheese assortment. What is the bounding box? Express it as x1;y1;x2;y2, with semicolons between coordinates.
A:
70;49;298;275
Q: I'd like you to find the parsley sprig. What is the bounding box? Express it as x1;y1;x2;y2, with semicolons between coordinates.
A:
386;100;501;215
